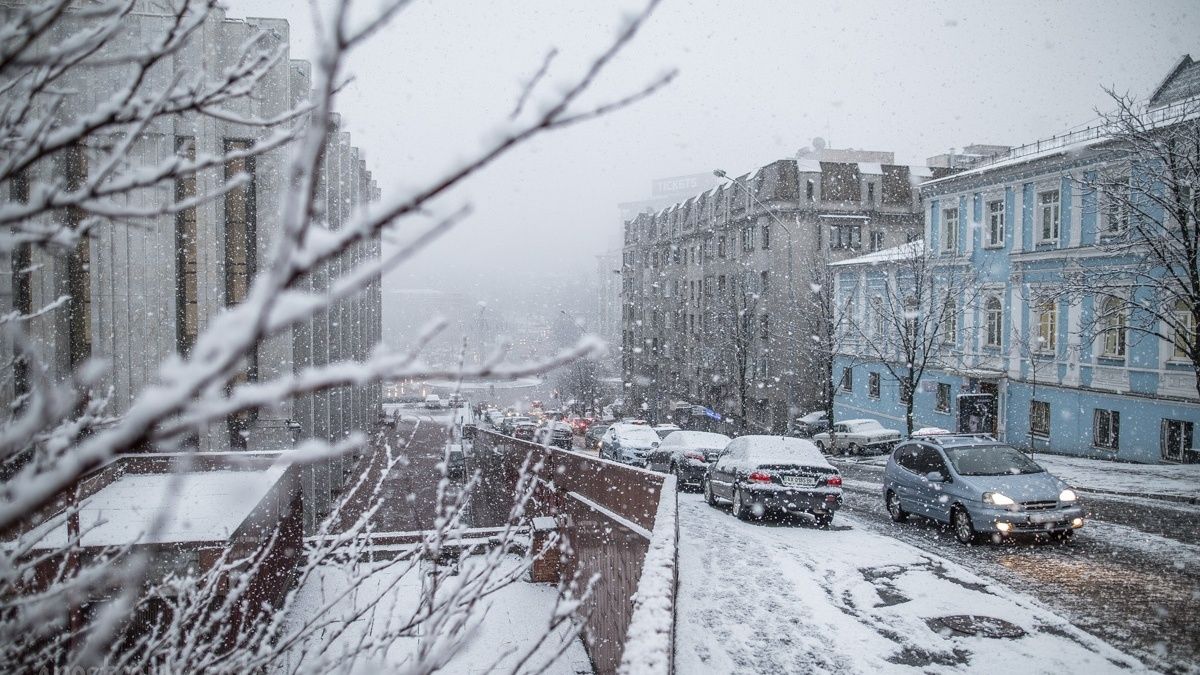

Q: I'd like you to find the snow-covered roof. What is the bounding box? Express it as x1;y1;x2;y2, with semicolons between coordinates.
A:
909;165;934;178
829;239;923;267
662;430;731;448
796;159;822;173
32;467;287;548
857;162;883;175
726;435;832;469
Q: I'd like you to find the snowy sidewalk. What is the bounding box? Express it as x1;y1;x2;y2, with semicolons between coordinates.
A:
1029;453;1200;503
675;494;1146;674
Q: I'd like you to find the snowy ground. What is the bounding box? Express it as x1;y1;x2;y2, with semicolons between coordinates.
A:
1028;453;1200;500
675;493;1149;674
282;555;590;673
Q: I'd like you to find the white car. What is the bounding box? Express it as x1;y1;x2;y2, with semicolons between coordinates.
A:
600;423;662;467
811;419;901;455
424;394;442;409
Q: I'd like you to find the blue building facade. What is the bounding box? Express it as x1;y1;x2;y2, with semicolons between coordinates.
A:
831;63;1199;463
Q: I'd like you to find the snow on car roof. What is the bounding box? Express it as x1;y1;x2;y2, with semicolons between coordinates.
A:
662;430;731;448
727;436;832;469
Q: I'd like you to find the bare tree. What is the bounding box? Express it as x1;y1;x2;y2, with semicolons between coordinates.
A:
840;244;980;435
0;0;671;671
1056;90;1200;397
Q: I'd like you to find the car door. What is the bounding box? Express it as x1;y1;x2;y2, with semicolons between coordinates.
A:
908;445;947;519
712;447;740;499
601;428;616;459
922;448;954;522
890;444;925;511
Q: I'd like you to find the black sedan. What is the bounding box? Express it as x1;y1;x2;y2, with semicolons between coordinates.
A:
703;435;843;527
535;421;574;450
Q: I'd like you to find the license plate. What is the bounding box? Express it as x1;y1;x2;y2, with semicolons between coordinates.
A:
1027;512;1062;524
782;475;817;488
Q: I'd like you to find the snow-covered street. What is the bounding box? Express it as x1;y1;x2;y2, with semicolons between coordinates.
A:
676;492;1153;674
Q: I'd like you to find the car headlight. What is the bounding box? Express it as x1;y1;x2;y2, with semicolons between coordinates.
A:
1059;488;1077;502
983;492;1015;506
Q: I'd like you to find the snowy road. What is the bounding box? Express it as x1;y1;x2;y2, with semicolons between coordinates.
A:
675;493;1152;674
833;460;1200;673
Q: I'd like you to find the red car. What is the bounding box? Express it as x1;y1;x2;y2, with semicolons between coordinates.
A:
570;417;595;435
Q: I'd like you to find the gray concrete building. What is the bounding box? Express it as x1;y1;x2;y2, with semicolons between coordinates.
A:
0;4;382;531
621;147;935;433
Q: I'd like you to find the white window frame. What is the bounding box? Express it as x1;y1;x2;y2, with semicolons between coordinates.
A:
942;207;959;252
1093;409;1120;450
943;299;957;344
985;295;1003;348
1036;298;1057;353
1098;296;1127;359
1030;400;1051;437
986;199;1005;248
1100;182;1130;238
1171;299;1194;361
1037;189;1060;243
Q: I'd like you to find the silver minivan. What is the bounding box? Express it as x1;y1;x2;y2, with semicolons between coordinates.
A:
882;434;1085;544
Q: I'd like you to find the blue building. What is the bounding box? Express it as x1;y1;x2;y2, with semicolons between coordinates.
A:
831;57;1200;464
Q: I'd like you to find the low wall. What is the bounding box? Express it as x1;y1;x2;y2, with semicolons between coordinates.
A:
467;428;677;675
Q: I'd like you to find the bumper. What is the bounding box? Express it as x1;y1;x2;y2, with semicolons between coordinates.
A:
744;487;843;514
969;504;1086;534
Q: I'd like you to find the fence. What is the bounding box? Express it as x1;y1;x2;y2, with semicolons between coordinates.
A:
466;428;678;675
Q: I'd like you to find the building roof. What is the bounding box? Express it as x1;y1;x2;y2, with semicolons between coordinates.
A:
1149;54;1200;108
829;239;923;267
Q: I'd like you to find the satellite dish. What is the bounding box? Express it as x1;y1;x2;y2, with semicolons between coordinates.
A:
812;137;827;151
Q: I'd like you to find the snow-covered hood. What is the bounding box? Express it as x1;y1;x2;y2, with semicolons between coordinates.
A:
957;471;1068;503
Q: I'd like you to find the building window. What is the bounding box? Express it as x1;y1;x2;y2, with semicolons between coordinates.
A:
761;223;771;250
1037;189;1060;242
64;145;91;368
985;296;1003;348
225;139;258;447
943;299;957;344
760;270;770;296
869;230;885;252
1161;419;1195;463
1093;409;1120;450
175;137;199;357
1172;299;1194;360
806;179;815;201
942;207;958;252
1036;299;1057;352
717;236;726;258
871;296;885;336
840;367;853;392
718;275;726;296
760;314;769;340
1101;181;1129;237
830;223;861;250
1099;297;1127;358
868;372;880;399
936;383;951;413
742;223;755;252
1031;400;1050;437
986;200;1005;247
867;182;876;205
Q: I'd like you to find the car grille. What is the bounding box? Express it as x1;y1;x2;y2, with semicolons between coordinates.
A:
1021;500;1058;511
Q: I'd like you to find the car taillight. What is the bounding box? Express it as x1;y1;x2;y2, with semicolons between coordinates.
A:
748;471;772;484
684;451;705;461
825;475;842;487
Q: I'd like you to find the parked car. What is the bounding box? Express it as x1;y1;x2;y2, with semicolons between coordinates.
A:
535;421;574;450
424;394;442;410
646;430;732;489
652;423;682;439
447;393;464;408
501;416;532;435
570;417;595;435
882;435;1085;544
703;436;842;526
599;423;661;467
811;419;901;455
444;443;465;479
512;422;538;442
584;424;609;449
790;411;829;438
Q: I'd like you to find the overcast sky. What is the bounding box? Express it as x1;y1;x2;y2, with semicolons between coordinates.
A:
230;0;1197;304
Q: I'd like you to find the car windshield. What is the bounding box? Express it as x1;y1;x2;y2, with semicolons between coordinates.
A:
944;445;1045;476
618;427;660;445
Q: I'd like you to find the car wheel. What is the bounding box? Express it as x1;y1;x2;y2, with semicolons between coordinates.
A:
703;478;717;506
952;507;978;545
732;486;750;520
886;490;909;523
814;513;833;529
815;441;826;453
849;443;862;456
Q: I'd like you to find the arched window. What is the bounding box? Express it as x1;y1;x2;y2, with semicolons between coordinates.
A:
985;296;1003;348
1100;297;1127;358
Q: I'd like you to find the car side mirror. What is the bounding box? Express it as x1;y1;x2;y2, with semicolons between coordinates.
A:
925;471;948;483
